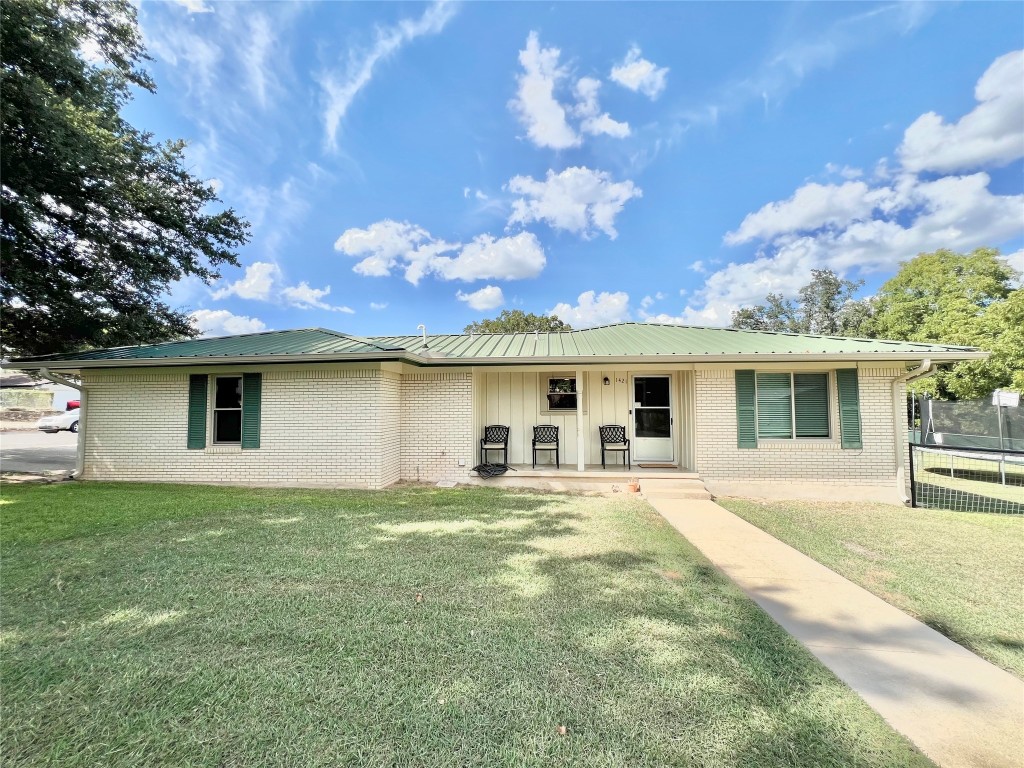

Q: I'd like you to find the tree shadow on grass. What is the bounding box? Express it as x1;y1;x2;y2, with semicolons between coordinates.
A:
0;488;934;767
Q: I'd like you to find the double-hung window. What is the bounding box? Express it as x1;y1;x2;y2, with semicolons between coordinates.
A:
755;372;830;439
187;372;261;450
546;377;577;410
213;376;243;444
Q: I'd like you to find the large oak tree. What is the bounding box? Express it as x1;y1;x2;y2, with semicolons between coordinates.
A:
1;0;249;356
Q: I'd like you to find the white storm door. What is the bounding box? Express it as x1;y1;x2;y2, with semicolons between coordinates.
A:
632;376;673;462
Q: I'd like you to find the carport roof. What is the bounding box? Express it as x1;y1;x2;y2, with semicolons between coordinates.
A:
5;322;984;369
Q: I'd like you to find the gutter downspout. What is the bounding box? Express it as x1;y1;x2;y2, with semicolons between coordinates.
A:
39;369;86;479
892;360;936;503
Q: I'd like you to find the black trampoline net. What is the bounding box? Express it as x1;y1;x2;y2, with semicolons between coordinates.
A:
910;394;1024;514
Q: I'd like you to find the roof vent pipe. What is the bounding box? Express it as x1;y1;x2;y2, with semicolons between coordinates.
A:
417;324;428;348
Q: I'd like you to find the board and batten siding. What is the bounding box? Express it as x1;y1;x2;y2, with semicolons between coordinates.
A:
472;369;695;469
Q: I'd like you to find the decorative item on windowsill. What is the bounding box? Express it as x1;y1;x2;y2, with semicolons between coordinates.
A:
626;478;640;493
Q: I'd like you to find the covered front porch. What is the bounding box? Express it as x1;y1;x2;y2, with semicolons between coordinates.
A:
470;365;697;474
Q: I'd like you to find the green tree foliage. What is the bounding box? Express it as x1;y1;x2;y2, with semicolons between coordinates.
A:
864;248;1015;341
1;0;249;356
729;250;1021;399
865;248;1021;399
731;270;867;335
463;310;572;334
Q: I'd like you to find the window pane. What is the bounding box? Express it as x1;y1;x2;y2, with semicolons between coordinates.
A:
636;409;670;438
215;377;242;409
757;373;793;439
548;378;576;393
547;392;577;410
795;373;829;438
634;377;670;407
214;410;242;443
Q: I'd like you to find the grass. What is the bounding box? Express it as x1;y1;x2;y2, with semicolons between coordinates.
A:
718;497;1024;679
0;482;932;767
913;450;1024;512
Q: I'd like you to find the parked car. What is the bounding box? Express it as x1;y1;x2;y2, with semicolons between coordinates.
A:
66;399;80;410
37;409;79;433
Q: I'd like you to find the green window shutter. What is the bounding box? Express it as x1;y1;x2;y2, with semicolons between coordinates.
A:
756;373;793;439
794;373;830;438
836;369;863;449
241;372;262;449
187;374;208;449
735;370;757;448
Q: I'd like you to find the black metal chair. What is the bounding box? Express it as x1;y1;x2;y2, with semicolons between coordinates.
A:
599;425;630;470
480;425;510;466
532;425;560;469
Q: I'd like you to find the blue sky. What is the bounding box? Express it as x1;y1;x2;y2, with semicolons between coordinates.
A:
132;1;1024;337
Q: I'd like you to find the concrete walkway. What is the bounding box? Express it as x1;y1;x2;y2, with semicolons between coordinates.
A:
649;497;1024;768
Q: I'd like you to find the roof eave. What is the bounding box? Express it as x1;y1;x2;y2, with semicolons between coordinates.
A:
424;351;988;366
3;348;987;371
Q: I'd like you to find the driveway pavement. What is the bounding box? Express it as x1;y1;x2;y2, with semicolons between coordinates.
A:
650;497;1024;768
1;430;77;473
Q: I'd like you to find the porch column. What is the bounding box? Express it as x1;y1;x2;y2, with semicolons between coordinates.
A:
576;368;585;471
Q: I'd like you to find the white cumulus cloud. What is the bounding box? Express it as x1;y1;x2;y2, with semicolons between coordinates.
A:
549;290;631;328
212;261;280;301
725;181;877;245
189;309;267;337
211;261;348;311
507;166;642;239
456;285;505;311
281;282;354;313
334;220;433;277
509;32;580;150
335;222;546;284
574;77;631;138
683;171;1023;326
432;233;546;282
898;50;1024;173
609;46;668;99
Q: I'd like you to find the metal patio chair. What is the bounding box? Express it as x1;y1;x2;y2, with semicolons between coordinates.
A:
480;425;510;466
599;425;630;470
532;424;560;469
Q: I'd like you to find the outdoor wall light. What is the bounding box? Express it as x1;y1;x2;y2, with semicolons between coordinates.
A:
603;377;610;386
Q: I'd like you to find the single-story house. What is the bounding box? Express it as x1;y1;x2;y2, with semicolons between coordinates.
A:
5;323;985;499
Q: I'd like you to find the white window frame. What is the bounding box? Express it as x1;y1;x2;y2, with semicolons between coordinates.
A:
544;376;578;412
212;375;243;445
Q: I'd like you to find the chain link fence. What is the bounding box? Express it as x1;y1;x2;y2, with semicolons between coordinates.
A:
909;393;1024;514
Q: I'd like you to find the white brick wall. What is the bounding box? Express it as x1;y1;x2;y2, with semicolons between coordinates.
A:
81;365;475;488
84;367;398;488
79;363;902;490
400;372;473;483
695;367;900;487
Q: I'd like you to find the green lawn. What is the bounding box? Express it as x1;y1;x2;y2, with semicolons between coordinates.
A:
913;450;1024;513
0;483;930;767
719;498;1024;679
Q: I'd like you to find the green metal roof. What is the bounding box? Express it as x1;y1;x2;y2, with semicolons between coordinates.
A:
11;328;404;363
6;322;982;368
372;322;980;358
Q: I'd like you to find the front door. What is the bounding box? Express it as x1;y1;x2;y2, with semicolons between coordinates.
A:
632;376;673;462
